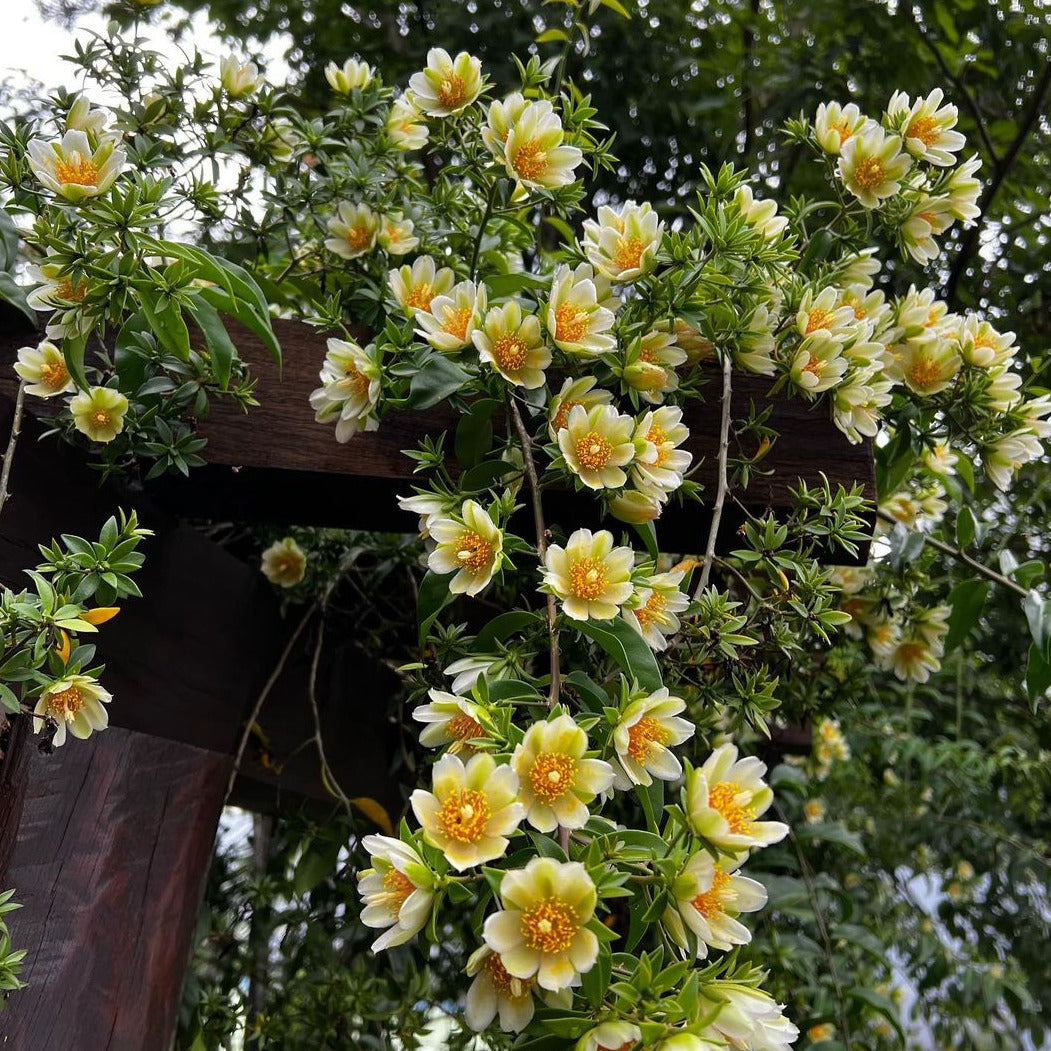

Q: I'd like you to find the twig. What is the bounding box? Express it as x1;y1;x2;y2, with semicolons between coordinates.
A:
306;609;353;817
469;181;498;281
226;602;317;802
695;353;734;598
508;398;561;707
0;381;27;521
876;510;1029;598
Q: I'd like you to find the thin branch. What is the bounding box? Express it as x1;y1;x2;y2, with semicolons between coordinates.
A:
695;353;734;598
306;609;353;817
0;381;27;521
946;58;1051;306
876;510;1029;598
508;398;561;707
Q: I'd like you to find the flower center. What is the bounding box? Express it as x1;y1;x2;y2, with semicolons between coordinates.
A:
633;593;669;633
46;686;83;720
852;157;886;190
520;897;579;954
492;332;529;373
340;364;370;397
39;360;69;389
443;306;473;341
455;530;495;572
568;557;609;600
57;278;87;303
575;432;613;472
447;711;486;746
708;781;756;835
406;282;434;311
436;787;492;843
551;398;581;432
436;74;466;109
90;409;112;429
54;156;100;186
907;357;943;389
895;640;927;666
805;308;832;334
613;236;646;272
381;866;416;918
907;116;939;146
973;332;995;350
528;752;576;802
833;119;853;144
484;952;533;1000
646;424;667;447
691;867;732;919
554;303;588;344
512;139;549;180
272;553;301;578
626;715;671;764
803;354;826;377
346;225;372;251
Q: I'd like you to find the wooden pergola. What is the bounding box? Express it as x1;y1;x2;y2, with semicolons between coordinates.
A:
0;310;874;1050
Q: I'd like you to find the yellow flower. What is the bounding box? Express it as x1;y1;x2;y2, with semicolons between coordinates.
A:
664;853;767;958
389;255;455;316
545;263;617;356
796;287;856;344
27;129;125;203
547;376;613;441
511;714;614;832
325;202;380;259
814;101;870;155
308;337;381;442
808;1023;836;1043
577;1022;643;1051
499;100;582;190
803;799;826;824
733;184;788;239
26;258;91;336
483;856;599;991
892;337;961;395
944;154;982;222
465;945;564;1033
611;687;694;788
473;300;551;389
886;633;942;683
378;213;419;256
409;48;482;116
609;488;665;525
219;55;263;98
543;528;635;621
482;92;529;155
621;326;688;404
66;95;111;138
558;403;636;490
14;340;74;398
790;335;847;394
984;429;1042;491
413;690;489;755
260;537;307;587
583;200;663;282
325;57;375;94
624;571;689;652
33;674;111;747
357;834;434;951
686;743;789;853
631;405;692;498
415;279;487;352
411;752;524;870
959;316;1016;368
426;499;503;596
387;94;429;150
838;126;911;208
832;368;893;443
70;386;128;443
887;88;966;167
700;982;798;1051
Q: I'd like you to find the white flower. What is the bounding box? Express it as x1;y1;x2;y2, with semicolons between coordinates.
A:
583;200;664;282
427;499;503;596
66;95;111;138
888;88;966;166
413;690;489;754
610;488;666;525
325;202;380;259
25;258;90;322
611;687;694;788
70;386;128;443
482;92;529;154
838;126;911;208
398;490;450;538
14;340;74;398
577;1022;644;1051
959;316;1016;368
686;743;789;853
415;279;487;352
548;376;613;440
796;287;856;344
944;154;982;222
409;48;482;116
622;326;688;404
500;100;582;190
625;570;690;651
33;674;111;747
736;304;777;376
901;196;955;263
483;857;599;991
832;368;893;443
631;405;692;497
389;255;455;316
559;403;637;490
445;654;515;695
309;338;381;442
27;129;125;202
464;945;569;1033
814;101;869;155
733;184;788;239
545;263;617;356
984;429;1043;491
543;528;635;621
473;300;551;388
790;335;847;394
664;853;767;958
378;213;419;255
981;366;1022;413
357;835;434;951
260;537;307;587
219;55;263;98
411;752;524;870
325;57;375;94
892;337;960;395
701;982;799;1051
387;95;429;150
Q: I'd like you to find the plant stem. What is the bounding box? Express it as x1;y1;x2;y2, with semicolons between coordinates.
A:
469;180;498;281
0;381;27;522
695;353;734;598
508;398;561;707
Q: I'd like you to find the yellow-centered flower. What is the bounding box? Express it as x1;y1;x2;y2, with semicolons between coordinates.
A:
545;263;617;357
325;201;380;259
583;200;664;282
543;528;635;621
558;403;637;490
409;48;483;116
27;129;125;203
69;386;128;443
14;340;74;398
33;673;111;747
611;686;694;788
357;834;434;951
473;300;551;389
389;255;455;316
260;537;307;587
415;279;487;352
427;499;503;596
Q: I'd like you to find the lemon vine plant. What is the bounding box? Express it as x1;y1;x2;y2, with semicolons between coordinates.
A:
0;6;1048;1049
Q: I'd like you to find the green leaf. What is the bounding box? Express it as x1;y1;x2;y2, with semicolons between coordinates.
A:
0;272;35;326
454;399;497;469
474;609;539;651
955;506;976;548
0;209;21;271
796;821;865;857
293;836;342;897
1025;642;1051;707
599;0;632;16
137;287;191;361
417;570;453;646
575;618;662;692
186;294;237;389
407;354;471;410
944;579;989;652
850;987;905;1039
61;330;90;392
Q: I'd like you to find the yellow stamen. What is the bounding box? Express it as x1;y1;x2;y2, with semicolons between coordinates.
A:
554;303;588;344
568;557;608;600
852;157;886;191
492;332;529;373
575;432;612;472
455;531;494;572
692;867;732;918
528;752;575;803
46;685;83;719
54;156;100;186
436;787;491;843
708;781;756;835
613;236;645;273
520;897;579;953
512;139;549;181
626;715;671;764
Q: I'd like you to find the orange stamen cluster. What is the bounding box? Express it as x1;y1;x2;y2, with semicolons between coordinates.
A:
528;752;575;802
520;898;579;953
568;557;608;600
551;399;581;432
907;116;938;146
626;716;670;764
382;866;416;918
436;788;491;843
46;686;83;719
341;364;370;397
708;781;756;835
492;333;529;373
406;283;434;311
436;75;466;109
691;867;732;918
39;360;69;390
512;140;548;181
455;531;494;572
633;592;668;632
345;225;373;251
484;952;532;1000
443;306;473;342
908;357;943;389
54;156;100;186
575;432;612;472
613;237;645;273
554;303;588;343
852;157;886;191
